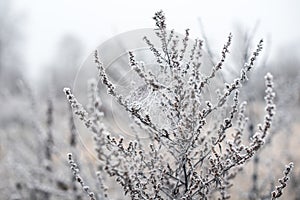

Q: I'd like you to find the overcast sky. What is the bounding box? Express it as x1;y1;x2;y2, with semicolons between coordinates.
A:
13;0;300;78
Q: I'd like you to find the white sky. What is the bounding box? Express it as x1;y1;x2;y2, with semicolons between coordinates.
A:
13;0;300;79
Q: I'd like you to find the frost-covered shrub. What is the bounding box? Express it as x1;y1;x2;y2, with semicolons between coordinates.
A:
64;11;293;200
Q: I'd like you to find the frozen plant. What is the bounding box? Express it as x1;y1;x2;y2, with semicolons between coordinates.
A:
64;11;293;199
271;162;293;199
